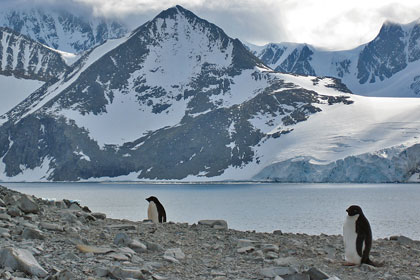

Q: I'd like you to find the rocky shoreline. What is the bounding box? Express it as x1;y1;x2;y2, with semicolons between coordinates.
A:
0;185;419;280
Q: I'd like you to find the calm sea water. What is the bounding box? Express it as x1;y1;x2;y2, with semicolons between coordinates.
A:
2;182;420;240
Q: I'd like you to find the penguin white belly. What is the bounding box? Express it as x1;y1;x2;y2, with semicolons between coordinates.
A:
343;215;362;264
148;201;159;223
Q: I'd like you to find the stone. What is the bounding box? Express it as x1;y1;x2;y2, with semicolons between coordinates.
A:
260;267;297;278
114;232;132;246
91;212;106;219
0;198;5;207
54;269;76;280
129;240;147;253
164;248;185;260
145;240;164;252
306;267;330;280
107;252;130;261
22;228;45;240
262;244;280;253
17;195;39;214
327;277;341;280
273;230;283;235
0;247;47;277
106;224;136;230
39;222;64;232
76;244;114;254
198;220;228;229
237;246;255;254
6;206;21;217
95;267;109;277
283;274;310;280
109;266;144;279
390;235;414;245
0;213;11;222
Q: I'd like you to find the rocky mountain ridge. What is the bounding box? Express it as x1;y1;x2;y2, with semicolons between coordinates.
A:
0;6;128;54
249;19;420;97
0;26;69;82
0;6;354;181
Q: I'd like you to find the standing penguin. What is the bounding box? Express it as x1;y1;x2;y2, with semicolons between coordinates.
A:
343;205;374;266
146;196;166;223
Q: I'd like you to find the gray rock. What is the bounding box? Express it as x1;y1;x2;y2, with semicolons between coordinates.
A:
55;200;67;209
39;222;64;232
17;195;39;214
283;274;310;280
390;235;414;245
237;246;255;254
0;247;47;277
262;244;280;253
54;269;75;280
106;224;137;230
95;267;109;277
22;228;45;240
129;240;147;253
114;232;132;246
0;213;11;222
260;266;297;278
91;212;106;219
109;266;144;279
6;206;21;217
198;220;228;229
306;267;329;280
145;240;164;252
107;252;130;261
164;248;185;260
327;277;341;280
3;194;18;205
0;198;5;207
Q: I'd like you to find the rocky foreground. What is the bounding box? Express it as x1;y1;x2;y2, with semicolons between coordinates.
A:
0;186;419;280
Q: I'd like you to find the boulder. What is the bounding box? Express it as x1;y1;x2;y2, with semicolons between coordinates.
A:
22;228;45;240
109;266;144;279
128;240;147;253
306;267;330;280
260;266;297;278
0;247;47;277
164;248;185;260
39;222;64;232
91;212;106;219
114;232;132;246
198;220;228;230
0;198;5;207
17;195;39;214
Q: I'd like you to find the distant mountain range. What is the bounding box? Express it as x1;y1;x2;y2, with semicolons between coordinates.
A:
248;19;420;97
0;5;420;182
0;7;128;54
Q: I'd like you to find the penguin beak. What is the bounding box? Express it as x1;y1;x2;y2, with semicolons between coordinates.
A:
346;208;349;213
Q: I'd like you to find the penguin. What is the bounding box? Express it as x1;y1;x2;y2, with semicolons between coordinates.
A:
343;205;374;266
146;196;166;223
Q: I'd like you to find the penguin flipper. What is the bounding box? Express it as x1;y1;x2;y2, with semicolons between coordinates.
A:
356;234;365;257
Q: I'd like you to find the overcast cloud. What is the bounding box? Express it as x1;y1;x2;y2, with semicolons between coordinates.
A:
3;0;420;50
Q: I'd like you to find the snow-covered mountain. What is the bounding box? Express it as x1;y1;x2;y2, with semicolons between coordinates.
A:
0;7;128;54
0;6;419;183
0;5;355;181
249;19;420;97
0;27;72;115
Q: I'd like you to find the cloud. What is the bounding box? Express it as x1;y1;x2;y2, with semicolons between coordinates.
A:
1;0;420;50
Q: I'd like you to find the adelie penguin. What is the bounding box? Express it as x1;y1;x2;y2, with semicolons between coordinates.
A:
146;196;166;223
343;205;375;266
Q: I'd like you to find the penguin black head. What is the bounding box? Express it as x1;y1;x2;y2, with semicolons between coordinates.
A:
146;196;159;203
346;205;363;216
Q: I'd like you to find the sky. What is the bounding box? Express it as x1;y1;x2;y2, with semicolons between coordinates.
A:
4;0;420;50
